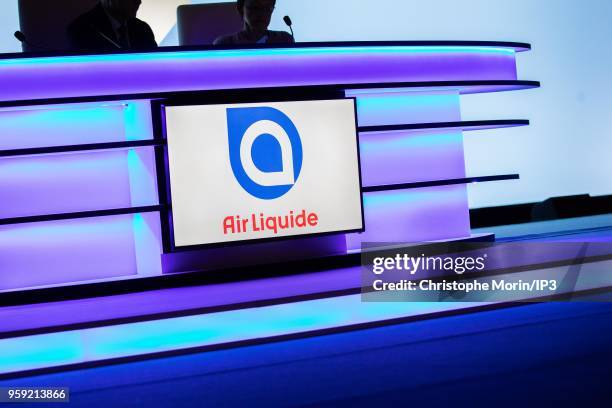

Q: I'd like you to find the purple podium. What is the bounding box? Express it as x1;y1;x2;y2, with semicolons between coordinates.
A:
0;42;539;376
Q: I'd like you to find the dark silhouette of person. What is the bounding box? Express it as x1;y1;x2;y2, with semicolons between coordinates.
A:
68;0;157;51
214;0;294;45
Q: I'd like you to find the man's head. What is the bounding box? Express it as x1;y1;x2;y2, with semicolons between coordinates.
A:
101;0;142;21
237;0;276;33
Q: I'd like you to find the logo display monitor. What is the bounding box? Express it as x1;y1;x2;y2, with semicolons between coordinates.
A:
163;98;364;248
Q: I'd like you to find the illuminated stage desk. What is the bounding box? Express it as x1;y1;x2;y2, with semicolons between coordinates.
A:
0;41;544;376
0;42;539;292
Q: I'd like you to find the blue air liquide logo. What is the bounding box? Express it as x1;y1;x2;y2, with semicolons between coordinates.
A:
227;107;303;200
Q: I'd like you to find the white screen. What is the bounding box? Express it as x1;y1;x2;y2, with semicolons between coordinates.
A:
165;99;363;247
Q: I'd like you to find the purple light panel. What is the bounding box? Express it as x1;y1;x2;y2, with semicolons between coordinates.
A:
354;88;467;187
0;101;153;151
350;90;461;126
346;185;471;251
0;265;360;334
0;148;158;219
0;215;139;291
0;46;517;103
0;294;485;375
0;213;162;292
359;129;467;187
0;98;162;291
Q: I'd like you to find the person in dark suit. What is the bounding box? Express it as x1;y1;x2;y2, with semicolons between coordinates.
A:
214;0;293;45
67;0;157;51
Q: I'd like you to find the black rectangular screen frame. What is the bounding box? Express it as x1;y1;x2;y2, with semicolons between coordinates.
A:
152;89;365;253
